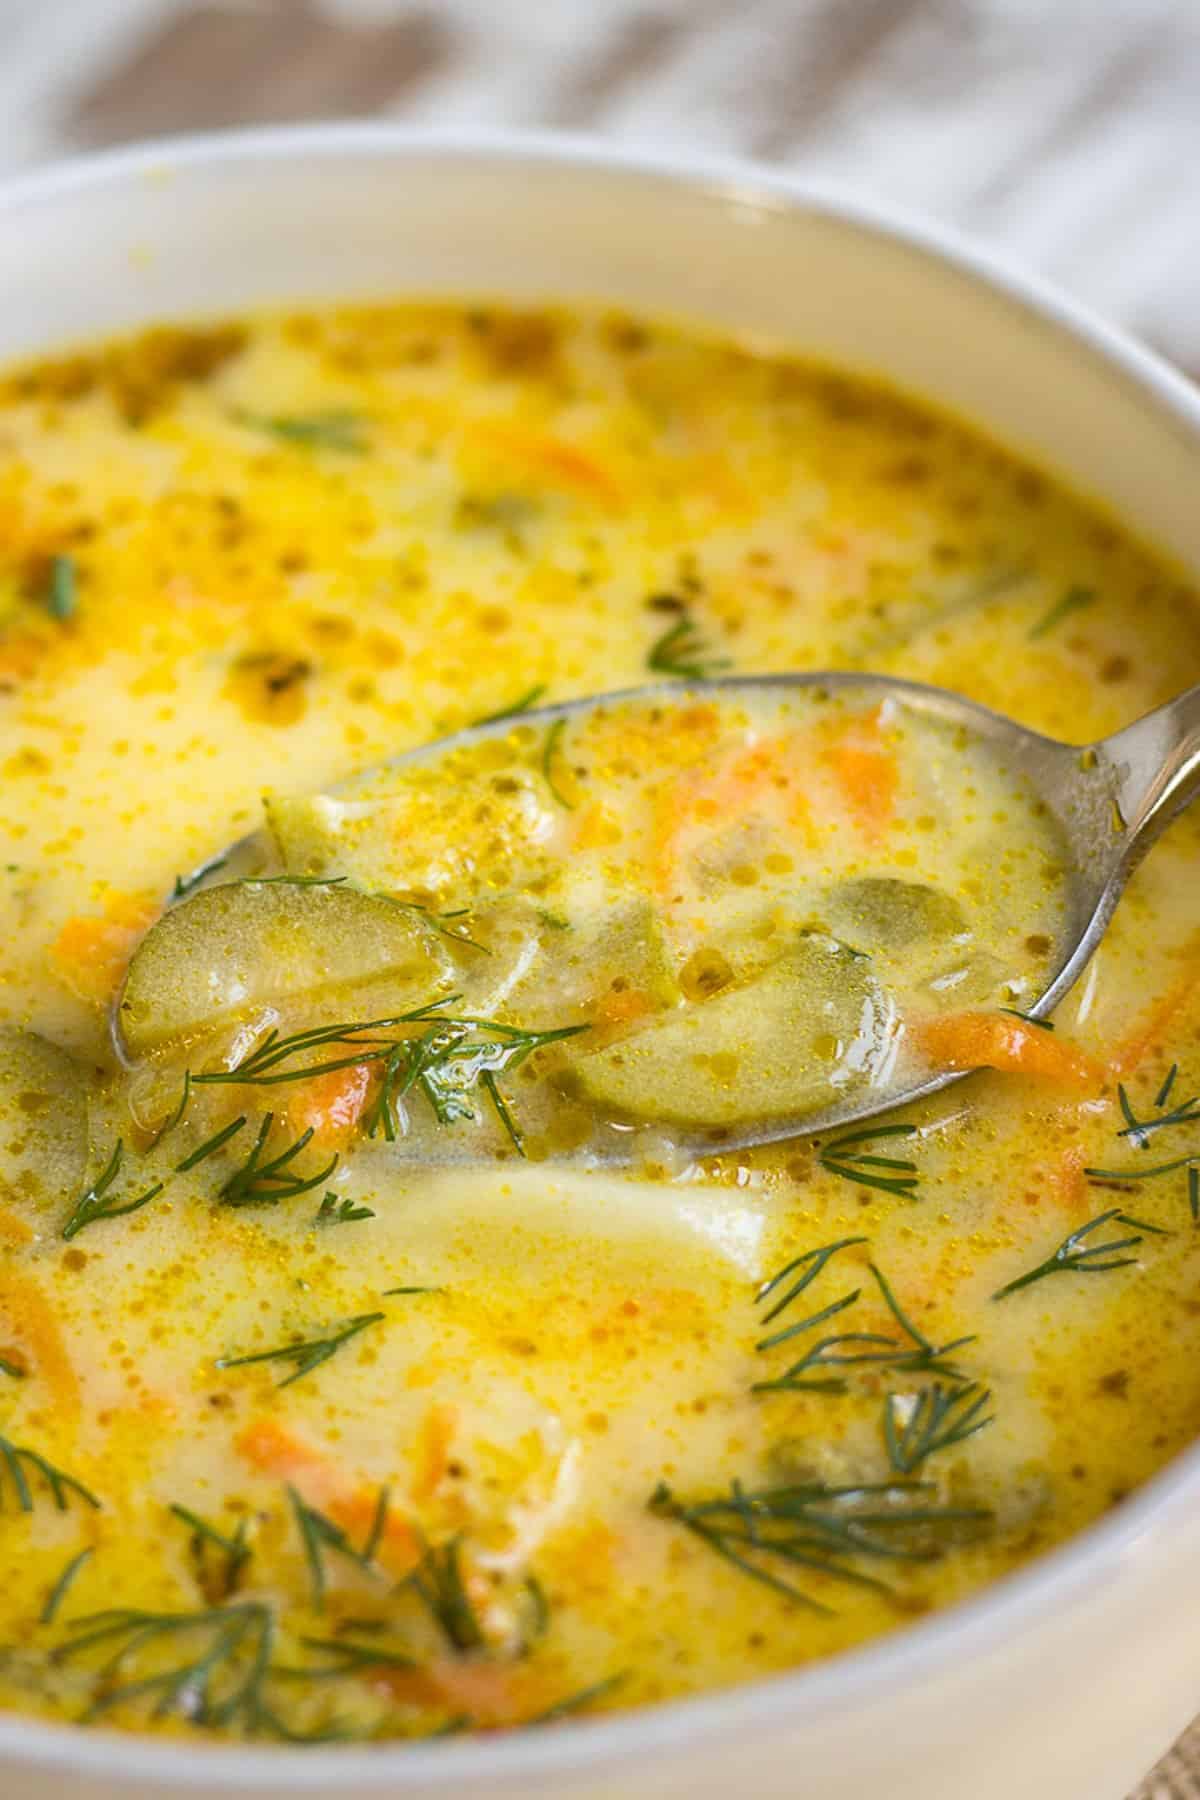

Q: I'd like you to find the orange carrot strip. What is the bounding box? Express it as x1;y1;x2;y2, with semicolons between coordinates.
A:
287;1065;373;1146
410;1403;458;1506
236;1416;419;1576
821;707;897;843
51;892;159;1007
474;423;623;507
1110;931;1200;1074
914;1011;1107;1089
0;1272;80;1415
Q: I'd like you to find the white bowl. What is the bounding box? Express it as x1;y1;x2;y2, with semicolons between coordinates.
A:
2;127;1199;1800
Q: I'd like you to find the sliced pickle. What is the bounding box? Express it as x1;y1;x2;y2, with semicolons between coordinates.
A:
823;877;967;951
503;899;681;1028
117;880;453;1057
573;935;892;1128
0;1029;89;1209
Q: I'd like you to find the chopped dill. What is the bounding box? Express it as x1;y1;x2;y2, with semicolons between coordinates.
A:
288;1483;387;1608
755;1288;862;1355
541;717;577;809
0;1354;25;1380
217;1312;384;1389
169;1504;252;1601
284;1635;414;1676
237;409;366;454
62;1142;165;1240
218;1114;339;1208
818;1123;920;1198
316;1192;374;1225
381;1284;438;1297
882;1381;994;1474
146;1072;193;1150
1028;584;1095;640
868;1262;977;1378
1116;1076;1200;1148
175;1115;247;1172
405;1535;484;1651
45;553;77;622
474;683;547;725
647;610;729;681
40;1547;95;1624
755;1237;868;1326
530;1672;626;1724
649;1478;988;1609
992;1208;1155;1299
0;1433;100;1514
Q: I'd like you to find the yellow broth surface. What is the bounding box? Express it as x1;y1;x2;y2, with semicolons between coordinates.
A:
0;305;1197;1744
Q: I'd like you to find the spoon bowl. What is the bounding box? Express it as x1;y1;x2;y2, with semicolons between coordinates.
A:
190;673;1200;1156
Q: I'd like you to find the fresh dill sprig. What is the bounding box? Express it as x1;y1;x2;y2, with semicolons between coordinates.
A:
54;1602;344;1739
1028;584;1095;641
316;1192;374;1225
381;1284;438;1297
0;1434;100;1514
751;1330;901;1396
175;1116;247;1173
218;1114;339;1208
649;1478;989;1609
755;1237;868;1327
755;1289;862;1355
867;1262;977;1378
62;1142;165;1241
288;1483;388;1608
217;1312;384;1389
1115;1076;1200;1148
818;1124;920;1198
0;1354;25;1379
474;683;547;725
647;609;730;681
40;1546;95;1624
283;1634;415;1677
541;718;576;809
405;1534;485;1651
883;1382;994;1474
146;1072;193;1150
45;553;77;622
992;1209;1158;1299
404;902;491;955
530;1672;626;1724
191;1002;463;1087
238;409;366;454
169;1504;252;1601
171;852;229;901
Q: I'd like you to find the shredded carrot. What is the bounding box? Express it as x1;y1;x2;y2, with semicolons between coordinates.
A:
1110;931;1200;1074
474;423;623;507
652;735;816;900
914;1011;1107;1089
821;707;897;842
410;1403;458;1506
287;1064;373;1145
236;1416;419;1576
0;1272;80;1415
51;891;159;1006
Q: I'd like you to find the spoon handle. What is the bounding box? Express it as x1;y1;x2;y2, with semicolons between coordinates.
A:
1102;682;1200;861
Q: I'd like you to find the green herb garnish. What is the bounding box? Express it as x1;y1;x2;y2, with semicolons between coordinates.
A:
647;609;729;681
818;1124;920;1198
217;1312;384;1389
316;1192;374;1225
288;1483;387;1608
474;683;547;725
1028;584;1095;640
62;1143;165;1241
169;1504;252;1601
883;1381;994;1474
0;1434;100;1513
171;853;229;900
40;1547;94;1624
530;1672;626;1724
218;1114;339;1208
755;1237;868;1327
992;1208;1156;1299
175;1116;248;1173
238;410;366;454
406;1535;484;1652
541;718;576;809
649;1478;988;1609
1116;1076;1200;1148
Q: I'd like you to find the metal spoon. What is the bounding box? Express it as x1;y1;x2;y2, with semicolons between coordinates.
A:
205;672;1200;1154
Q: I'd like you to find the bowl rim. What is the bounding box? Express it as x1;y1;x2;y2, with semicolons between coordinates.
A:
2;119;1200;1789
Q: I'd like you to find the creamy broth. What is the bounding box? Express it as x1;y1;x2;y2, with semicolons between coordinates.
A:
0;306;1197;1743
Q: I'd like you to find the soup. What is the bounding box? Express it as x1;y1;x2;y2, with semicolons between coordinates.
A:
0;304;1196;1744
